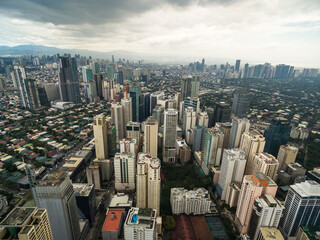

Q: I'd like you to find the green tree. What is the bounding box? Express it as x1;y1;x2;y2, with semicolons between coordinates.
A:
164;215;176;231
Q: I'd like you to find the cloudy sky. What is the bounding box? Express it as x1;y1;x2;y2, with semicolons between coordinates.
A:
0;0;320;67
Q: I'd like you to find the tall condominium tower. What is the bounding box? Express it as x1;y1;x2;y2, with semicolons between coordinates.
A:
150;91;164;114
253;152;279;181
114;153;136;191
58;56;81;104
217;148;247;200
235;59;241;72
279;181;320;239
112;102;124;142
126;121;141;145
214;102;231;125
235;172;278;235
34;171;81;240
143;117;158;158
136;153;161;214
232;88;249;118
264;117;291;157
181;75;200;100
277;145;298;170
202;127;224;168
183;107;197;137
249;195;284;240
120;138;137;156
130;79;144;122
240;130;266;175
121;97;133;136
152;105;164;126
163;109;178;163
197;111;209;127
93;114;108;159
0;207;53;240
229;117;250;148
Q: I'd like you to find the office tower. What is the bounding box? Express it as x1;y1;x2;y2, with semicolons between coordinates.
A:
241;63;249;78
249;195;284;240
86;162;102;189
207;107;215;127
114;153;135;191
92;159;113;182
252;153;279;181
58;56;81;104
13;65;27;102
240;130;266;175
93;114;108;159
167;98;176;109
279;181;320;239
136;153;161;213
256;227;285;240
124;208;157;240
144;93;151;118
277;145;298;170
130;79;144;122
94;73;103;98
217;149;247;200
174;92;181;111
274;64;290;79
72;183;97;225
264;118;291;157
214;102;231;125
112;102;124;142
235;59;241;72
38;86;50;106
143;117;158;158
181;75;200;100
170;188;211;215
183;97;200;113
120;138;137;156
216;122;232;149
235;172;278;234
183;107;197;137
126;121;141;145
163;109;178;163
0;207;53;240
106;118;117;157
121;98;133;136
197;111;209;127
44;83;60;101
232;88;250;118
34;171;81;240
202;127;224;168
152;105;164;126
150;91;164;114
82;66;93;83
192;125;206;152
229;117;250;148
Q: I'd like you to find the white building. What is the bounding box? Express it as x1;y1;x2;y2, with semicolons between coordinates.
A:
112;102;124;142
143;117;158;158
114;153;135;191
124;207;157;240
120;138;137;156
121;98;132;136
229;117;250;148
183;107;196;137
253;152;279;181
170;188;211;215
197;111;209;127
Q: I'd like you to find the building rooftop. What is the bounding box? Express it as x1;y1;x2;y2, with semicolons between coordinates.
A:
72;183;94;196
0;207;35;227
102;209;125;232
259;227;284;240
291;180;320;197
299;226;320;240
109;193;132;208
36;170;67;187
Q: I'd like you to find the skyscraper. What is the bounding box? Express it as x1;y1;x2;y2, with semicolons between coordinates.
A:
277;145;298;170
143;117;158;158
114;153;136;191
136;153;161;214
183;107;197;137
93;114;108;160
229;117;250;148
130;78;144;122
279;181;320;239
163;109;178;163
150;91;164;114
240;130;266;175
264;118;291;157
252;152;279;181
34;170;81;240
181;75;200;100
58;56;81;104
214;102;231;125
192;125;206;152
196;111;209;127
217;148;247;200
121;98;133;136
235;59;241;72
152;105;164;126
126;121;141;145
112;102;124;142
235;172;278;234
232;88;250;118
202;127;224;168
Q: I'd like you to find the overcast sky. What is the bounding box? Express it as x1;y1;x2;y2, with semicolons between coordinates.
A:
0;0;320;67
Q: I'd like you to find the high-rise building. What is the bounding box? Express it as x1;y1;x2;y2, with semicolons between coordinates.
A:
93;114;108;159
240;130;266;175
112;102;124;142
197;111;209;127
86;162;102;189
34;170;81;240
114;153;135;191
44;83;60;101
183;107;197;137
207;107;215;127
150;91;164;114
264;118;291;156
235;172;278;234
143;117;158;158
277;145;298;170
136;153;161;213
235;59;241;72
214;102;231;125
130;79;144;122
229;117;250;148
202;127;224;168
192;125;206;152
253;152;279;181
120;138;137;156
217;148;247;200
181;75;200;100
163;109;178;163
152;105;164;126
216;122;232;149
126;121;141;145
144;93;151;118
279;181;320;239
58;56;81;104
0;207;53;240
256;227;285;240
249;195;284;240
121;98;133;136
232;88;250;118
25;79;41;109
124;208;157;240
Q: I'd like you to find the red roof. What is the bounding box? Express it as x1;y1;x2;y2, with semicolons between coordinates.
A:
102;209;125;232
173;215;196;240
